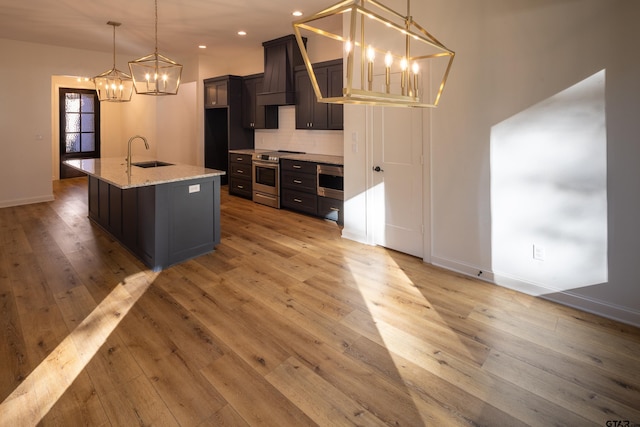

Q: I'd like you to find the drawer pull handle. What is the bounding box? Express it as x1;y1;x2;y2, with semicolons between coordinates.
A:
293;165;302;169
294;198;302;203
237;157;243;161
330;207;340;211
237;185;244;189
237;170;243;173
293;179;302;184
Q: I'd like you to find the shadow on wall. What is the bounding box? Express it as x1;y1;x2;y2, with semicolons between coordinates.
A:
490;70;607;294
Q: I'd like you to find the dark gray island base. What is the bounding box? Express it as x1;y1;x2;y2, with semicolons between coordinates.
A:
88;175;220;271
65;158;225;271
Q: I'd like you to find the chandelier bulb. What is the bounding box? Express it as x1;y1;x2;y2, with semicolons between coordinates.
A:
367;45;375;62
385;51;393;68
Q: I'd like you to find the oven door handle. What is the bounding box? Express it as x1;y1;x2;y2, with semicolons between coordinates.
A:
253;160;278;168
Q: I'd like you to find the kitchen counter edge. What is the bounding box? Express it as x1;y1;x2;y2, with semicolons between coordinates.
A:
64;158;226;189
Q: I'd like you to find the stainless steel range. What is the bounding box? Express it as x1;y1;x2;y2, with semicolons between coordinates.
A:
252;150;304;208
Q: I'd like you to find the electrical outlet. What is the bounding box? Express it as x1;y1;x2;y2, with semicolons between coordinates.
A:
533;244;545;261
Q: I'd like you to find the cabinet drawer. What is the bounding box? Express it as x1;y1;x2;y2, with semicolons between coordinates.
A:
281;158;317;174
229;153;252;165
229;176;252;198
281;188;317;215
281;170;316;192
229;162;252;177
318;196;343;223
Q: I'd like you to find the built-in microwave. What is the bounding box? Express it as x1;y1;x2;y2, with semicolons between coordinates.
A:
317;164;344;200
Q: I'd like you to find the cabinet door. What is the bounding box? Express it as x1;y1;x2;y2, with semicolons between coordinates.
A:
242;75;278;129
281;188;318;215
204;108;229;185
295;67;328;130
295;69;313;129
318;196;343;224
242;76;258;128
311;67;328;129
205;80;228;107
327;63;344;130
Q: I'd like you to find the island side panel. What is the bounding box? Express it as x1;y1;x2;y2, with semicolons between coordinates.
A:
136;185;157;268
156;176;220;269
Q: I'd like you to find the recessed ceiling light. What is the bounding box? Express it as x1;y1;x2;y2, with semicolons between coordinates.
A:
292;11;303;17
198;45;207;49
238;30;247;36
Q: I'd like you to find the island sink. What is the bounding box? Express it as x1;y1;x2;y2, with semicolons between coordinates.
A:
132;161;174;168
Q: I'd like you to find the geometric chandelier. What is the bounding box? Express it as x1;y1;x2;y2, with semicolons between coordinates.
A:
93;21;134;102
293;0;454;108
129;0;182;95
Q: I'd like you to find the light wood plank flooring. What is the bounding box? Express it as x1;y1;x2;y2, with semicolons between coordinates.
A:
1;177;639;426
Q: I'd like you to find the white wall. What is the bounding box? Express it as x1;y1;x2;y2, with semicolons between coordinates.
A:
491;70;608;292
344;0;640;326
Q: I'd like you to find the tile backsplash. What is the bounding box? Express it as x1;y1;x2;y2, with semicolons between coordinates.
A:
255;106;344;156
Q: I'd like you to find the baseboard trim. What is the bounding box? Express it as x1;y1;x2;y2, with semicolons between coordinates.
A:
431;255;495;284
0;194;54;209
430;255;640;328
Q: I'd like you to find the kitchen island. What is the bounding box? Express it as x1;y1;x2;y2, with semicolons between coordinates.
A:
65;158;225;271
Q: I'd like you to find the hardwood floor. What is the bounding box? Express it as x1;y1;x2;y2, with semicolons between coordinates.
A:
1;176;639;426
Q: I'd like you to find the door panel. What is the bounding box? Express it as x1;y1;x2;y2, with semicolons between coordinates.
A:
371;107;423;257
59;88;100;179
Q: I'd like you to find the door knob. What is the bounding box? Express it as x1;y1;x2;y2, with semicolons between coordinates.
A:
373;166;384;172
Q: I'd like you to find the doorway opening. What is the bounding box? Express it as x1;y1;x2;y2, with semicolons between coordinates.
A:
59;88;101;179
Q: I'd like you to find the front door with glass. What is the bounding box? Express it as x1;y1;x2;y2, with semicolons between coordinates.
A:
59;88;101;179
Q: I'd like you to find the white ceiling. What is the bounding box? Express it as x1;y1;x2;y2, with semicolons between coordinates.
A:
0;0;336;59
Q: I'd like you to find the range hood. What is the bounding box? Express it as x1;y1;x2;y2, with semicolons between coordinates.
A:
257;35;307;106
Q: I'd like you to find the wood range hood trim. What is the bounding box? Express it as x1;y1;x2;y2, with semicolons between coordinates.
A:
257;34;307;106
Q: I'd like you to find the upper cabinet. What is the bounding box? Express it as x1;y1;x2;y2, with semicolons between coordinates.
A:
204;77;229;108
295;59;344;130
242;73;278;129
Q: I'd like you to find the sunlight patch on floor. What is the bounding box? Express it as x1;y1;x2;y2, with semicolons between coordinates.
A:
0;271;158;425
342;251;478;422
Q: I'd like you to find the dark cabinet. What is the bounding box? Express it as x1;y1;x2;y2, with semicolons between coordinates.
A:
296;66;328;129
229;152;253;198
318;196;344;225
204;78;228;108
280;158;344;224
295;59;343;130
281;159;318;215
204;75;254;185
327;64;344;130
242;73;278;129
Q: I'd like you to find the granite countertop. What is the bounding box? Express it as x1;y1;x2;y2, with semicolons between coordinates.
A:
64;157;225;189
228;149;343;166
279;153;343;166
228;148;270;155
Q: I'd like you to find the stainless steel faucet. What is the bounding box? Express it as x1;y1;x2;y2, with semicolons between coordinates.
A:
127;135;149;172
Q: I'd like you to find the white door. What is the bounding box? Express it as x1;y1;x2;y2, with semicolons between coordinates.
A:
370;106;424;258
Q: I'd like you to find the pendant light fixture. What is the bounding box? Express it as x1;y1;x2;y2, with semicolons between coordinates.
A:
93;21;134;102
128;0;182;95
293;0;455;108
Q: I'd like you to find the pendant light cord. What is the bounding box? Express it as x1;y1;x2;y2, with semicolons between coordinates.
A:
112;24;116;68
154;0;158;56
